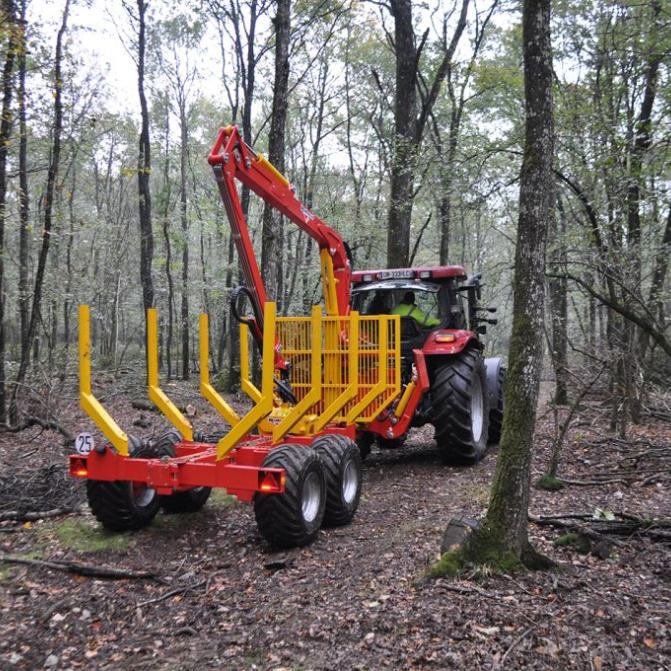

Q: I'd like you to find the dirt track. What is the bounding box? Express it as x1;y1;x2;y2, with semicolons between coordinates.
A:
1;389;670;670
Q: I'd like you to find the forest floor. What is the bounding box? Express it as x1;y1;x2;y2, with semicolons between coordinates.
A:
0;375;669;671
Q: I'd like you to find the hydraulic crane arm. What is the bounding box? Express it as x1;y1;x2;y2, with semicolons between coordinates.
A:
208;126;351;346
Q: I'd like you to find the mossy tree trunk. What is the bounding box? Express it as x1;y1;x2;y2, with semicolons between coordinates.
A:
464;0;554;568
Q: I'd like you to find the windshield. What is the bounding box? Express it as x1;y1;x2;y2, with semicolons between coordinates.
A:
352;284;442;326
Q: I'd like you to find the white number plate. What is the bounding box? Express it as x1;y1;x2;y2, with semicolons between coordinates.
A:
75;432;94;455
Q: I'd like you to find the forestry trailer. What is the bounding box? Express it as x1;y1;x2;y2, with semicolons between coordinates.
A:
69;125;504;548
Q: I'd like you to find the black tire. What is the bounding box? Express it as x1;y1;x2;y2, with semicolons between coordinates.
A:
430;348;490;465
86;438;171;532
151;429;213;513
376;432;407;450
356;432;375;462
485;357;506;445
311;434;362;526
254;444;326;548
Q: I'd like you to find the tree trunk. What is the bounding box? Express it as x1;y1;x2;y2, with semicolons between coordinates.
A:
11;0;69;419
386;0;469;268
464;0;554;568
260;0;290;303
179;97;189;380
386;0;417;268
137;0;154;321
160;107;174;379
0;0;18;423
549;194;568;405
17;0;29;365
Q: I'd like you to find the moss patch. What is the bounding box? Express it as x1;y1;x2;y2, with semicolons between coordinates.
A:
54;518;133;553
534;474;564;491
554;532;591;554
0;565;17;583
208;490;238;508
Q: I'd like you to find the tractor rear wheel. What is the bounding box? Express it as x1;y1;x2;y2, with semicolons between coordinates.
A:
311;434;362;526
254;444;326;548
485;357;506;445
430;349;490;465
86;437;170;531
150;428;212;513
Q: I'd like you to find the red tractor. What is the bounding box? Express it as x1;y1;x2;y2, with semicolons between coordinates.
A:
349;267;505;464
211;125;506;466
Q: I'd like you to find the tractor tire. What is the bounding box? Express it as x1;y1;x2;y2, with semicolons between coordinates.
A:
356;432;375;462
151;428;213;513
376;432;407;450
86;437;171;532
311;434;362;526
485;357;506;445
430;348;490;465
254;444;326;548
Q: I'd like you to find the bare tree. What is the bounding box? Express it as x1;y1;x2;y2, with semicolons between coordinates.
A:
386;0;469;268
11;0;70;419
0;0;18;423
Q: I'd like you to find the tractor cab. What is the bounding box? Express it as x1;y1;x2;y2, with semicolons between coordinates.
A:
351;266;470;352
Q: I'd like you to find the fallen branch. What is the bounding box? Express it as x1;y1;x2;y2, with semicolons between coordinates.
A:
0;554;157;580
4;416;74;443
0;507;82;522
136;579;207;607
529;514;623;546
530;512;671;543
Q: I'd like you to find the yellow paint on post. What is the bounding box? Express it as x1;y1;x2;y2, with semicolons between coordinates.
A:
313;311;359;432
272;306;323;442
146;308;193;441
199;314;240;426
319;249;339;316
239;323;262;403
216;303;276;459
78;304;129;455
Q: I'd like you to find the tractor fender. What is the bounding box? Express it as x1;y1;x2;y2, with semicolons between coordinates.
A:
422;329;481;357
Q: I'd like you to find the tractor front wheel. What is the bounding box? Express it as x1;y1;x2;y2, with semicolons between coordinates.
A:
312;434;362;526
430;349;490;465
86;437;169;531
254;444;326;548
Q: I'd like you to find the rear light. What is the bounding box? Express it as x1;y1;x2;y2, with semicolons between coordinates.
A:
419;270;431;278
434;333;456;343
70;458;88;478
259;471;283;493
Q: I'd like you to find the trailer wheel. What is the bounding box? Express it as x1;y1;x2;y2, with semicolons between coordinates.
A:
485;357;506;445
151;429;213;513
311;434;362;526
254;444;325;548
86;438;171;532
430;348;490;465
